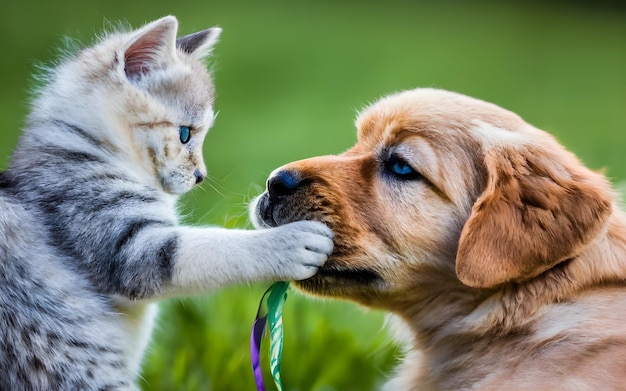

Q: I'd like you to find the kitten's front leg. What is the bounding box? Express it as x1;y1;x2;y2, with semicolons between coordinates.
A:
169;221;333;295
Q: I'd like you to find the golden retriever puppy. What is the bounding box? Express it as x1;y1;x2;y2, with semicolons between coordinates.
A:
251;88;626;390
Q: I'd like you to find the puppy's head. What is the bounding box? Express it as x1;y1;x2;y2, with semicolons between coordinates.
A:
251;88;612;310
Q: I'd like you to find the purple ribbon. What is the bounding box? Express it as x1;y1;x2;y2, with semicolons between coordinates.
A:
250;282;289;391
251;314;268;391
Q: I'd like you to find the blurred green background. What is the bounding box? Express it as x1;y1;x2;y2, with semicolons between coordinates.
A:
1;1;625;390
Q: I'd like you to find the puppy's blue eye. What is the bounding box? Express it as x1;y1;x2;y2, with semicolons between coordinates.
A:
384;155;421;180
179;126;191;144
391;161;413;175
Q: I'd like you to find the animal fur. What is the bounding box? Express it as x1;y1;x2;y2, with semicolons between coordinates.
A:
252;88;626;390
0;16;333;389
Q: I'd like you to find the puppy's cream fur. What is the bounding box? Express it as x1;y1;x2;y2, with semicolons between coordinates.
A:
252;88;626;390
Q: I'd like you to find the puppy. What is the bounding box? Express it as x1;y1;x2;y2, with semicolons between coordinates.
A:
251;88;626;390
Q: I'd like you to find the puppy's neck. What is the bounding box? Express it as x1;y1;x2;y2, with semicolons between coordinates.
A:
391;271;489;344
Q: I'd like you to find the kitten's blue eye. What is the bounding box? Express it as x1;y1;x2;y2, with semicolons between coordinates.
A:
384;155;421;180
179;126;191;144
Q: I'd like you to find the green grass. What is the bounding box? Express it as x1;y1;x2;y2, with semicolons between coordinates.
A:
1;1;625;390
142;290;397;391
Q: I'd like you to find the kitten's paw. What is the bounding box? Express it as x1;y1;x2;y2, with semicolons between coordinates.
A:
265;220;334;281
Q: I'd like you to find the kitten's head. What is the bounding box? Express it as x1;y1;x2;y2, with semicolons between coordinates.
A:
32;16;221;194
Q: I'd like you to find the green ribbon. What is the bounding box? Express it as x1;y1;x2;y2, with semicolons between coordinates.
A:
251;281;289;391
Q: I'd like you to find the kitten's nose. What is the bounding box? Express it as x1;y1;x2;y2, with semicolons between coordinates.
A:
194;169;204;184
267;170;301;200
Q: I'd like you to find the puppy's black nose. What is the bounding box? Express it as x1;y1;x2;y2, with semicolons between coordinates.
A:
267;170;301;199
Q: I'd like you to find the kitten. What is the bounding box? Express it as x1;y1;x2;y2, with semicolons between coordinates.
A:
0;16;333;390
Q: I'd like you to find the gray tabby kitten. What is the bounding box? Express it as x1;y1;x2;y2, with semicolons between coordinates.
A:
0;16;333;390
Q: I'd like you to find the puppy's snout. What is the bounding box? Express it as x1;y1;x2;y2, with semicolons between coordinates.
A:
267;169;302;200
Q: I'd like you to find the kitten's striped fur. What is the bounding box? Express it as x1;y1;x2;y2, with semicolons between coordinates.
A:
0;16;333;389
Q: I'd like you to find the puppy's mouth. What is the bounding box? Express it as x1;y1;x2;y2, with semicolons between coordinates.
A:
294;264;384;299
253;191;383;290
255;192;279;228
305;265;381;284
254;191;323;228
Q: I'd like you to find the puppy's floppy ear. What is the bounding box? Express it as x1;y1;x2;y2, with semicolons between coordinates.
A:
456;142;613;288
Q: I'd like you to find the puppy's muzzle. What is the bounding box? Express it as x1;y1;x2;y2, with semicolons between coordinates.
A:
257;169;306;227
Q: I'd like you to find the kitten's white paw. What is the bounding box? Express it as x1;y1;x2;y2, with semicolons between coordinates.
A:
260;220;334;281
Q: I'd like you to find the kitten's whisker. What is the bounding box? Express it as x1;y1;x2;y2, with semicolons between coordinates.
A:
200;178;226;198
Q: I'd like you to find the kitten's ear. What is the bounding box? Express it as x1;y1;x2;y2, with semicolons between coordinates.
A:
176;27;222;59
124;16;178;79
